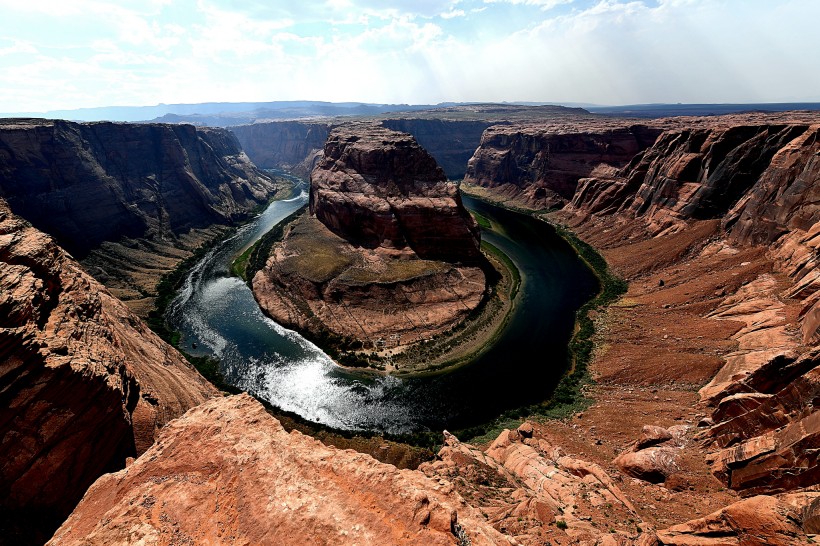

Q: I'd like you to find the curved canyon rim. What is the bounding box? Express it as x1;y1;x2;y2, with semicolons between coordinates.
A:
166;181;599;435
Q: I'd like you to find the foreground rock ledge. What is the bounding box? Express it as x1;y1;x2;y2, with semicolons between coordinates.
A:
48;394;512;546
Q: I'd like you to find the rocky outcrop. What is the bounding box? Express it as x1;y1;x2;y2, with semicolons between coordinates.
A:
0;118;279;258
382;119;492;179
311;124;481;263
252;124;486;363
231;120;330;177
556;113;820;501
613;425;688;484
651;494;819;546
464;121;664;209
421;423;648;544
49;394;512;546
0;200;217;541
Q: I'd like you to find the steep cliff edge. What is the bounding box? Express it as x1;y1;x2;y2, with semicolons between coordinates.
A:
463;120;666;210
252;124;488;368
48;394;513;546
381;118;492;179
231;120;330;178
0;199;218;543
557;113;820;503
0;119;280;259
310;124;481;263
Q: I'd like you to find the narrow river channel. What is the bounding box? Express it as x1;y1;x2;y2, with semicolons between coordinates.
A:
167;177;599;434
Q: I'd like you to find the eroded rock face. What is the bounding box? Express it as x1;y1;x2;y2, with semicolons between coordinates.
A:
49;394;512;546
613;425;688;484
0;200;217;539
231;121;330;178
0;118;279;258
464;121;663;209
382;119;492;180
310;124;481;263
568;118;820;239
652;494;818;546
253;124;487;354
558;113;820;500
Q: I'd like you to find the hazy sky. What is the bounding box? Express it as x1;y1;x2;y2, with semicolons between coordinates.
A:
1;0;818;112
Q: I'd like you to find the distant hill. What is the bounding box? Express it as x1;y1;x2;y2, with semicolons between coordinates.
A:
4;100;820;125
0;101;461;124
587;102;820;118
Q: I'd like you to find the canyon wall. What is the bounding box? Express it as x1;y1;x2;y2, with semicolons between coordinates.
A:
561;114;820;501
232;118;491;181
463;121;665;209
231;121;330;177
0;199;217;543
381;118;492;179
0;119;279;258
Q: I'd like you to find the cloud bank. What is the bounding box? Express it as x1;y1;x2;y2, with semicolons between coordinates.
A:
0;0;817;112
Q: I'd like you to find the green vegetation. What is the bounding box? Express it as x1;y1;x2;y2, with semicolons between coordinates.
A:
556;520;568;530
230;244;254;279
339;259;449;285
470;209;492;230
453;195;627;443
231;205;307;283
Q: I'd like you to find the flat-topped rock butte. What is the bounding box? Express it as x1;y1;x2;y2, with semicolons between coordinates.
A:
251;123;492;368
2;107;820;544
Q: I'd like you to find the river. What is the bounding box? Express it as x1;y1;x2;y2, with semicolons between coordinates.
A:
167;177;599;435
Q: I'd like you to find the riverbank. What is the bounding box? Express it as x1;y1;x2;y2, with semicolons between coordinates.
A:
82;177;294;318
457;183;766;528
456;186;624;437
240;206;521;377
383;237;520;376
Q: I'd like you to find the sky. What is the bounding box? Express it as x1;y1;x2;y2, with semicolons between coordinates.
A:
1;0;818;113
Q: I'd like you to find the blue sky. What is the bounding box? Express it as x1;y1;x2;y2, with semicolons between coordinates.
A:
1;0;818;112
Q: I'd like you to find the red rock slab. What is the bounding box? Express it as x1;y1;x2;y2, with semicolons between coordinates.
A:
48;394;513;546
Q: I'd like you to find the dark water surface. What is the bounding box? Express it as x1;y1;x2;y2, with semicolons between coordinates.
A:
167;183;598;434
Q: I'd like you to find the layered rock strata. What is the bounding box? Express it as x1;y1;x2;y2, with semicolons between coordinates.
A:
49;394;513;546
0;199;217;539
310;124;481;263
463;120;666;210
0;118;279;258
559;113;820;498
231;121;330;178
253;124;486;353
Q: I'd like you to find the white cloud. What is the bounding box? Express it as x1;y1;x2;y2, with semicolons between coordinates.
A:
1;0;819;112
483;0;573;10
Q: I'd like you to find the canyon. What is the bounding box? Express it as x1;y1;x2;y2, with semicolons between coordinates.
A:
0;118;283;315
2;107;820;544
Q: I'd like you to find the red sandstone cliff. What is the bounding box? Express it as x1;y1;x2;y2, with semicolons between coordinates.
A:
0;119;280;258
0;199;217;542
311;124;481;263
463;120;665;209
48;394;513;546
559;113;820;502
